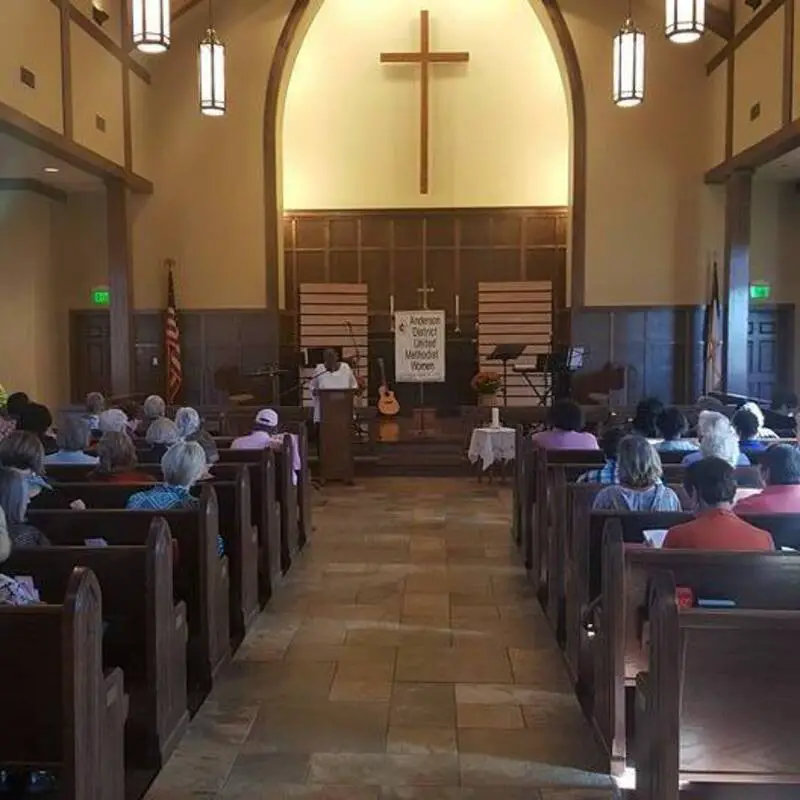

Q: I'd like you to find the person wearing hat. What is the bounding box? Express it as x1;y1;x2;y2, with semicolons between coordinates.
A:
231;409;280;450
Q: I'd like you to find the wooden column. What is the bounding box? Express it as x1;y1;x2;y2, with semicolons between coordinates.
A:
723;169;752;396
106;178;134;396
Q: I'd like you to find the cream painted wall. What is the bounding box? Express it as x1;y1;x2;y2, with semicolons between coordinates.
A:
130;73;154;180
0;192;69;409
734;0;765;33
70;25;126;166
567;0;708;305
283;0;569;210
732;10;783;156
71;0;124;47
706;64;727;169
0;0;63;134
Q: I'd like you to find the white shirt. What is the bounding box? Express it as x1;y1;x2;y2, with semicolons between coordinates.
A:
311;362;357;422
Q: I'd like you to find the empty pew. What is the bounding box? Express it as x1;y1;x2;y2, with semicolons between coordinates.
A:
4;519;188;771
30;486;230;705
595;524;800;775
41;467;259;644
0;567;127;799
635;572;800;799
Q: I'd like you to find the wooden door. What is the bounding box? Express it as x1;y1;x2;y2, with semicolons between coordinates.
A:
747;306;794;401
70;311;111;402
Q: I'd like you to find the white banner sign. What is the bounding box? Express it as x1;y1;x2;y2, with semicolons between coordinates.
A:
395;309;446;383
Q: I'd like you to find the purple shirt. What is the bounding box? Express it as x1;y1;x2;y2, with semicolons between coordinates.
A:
530;429;600;450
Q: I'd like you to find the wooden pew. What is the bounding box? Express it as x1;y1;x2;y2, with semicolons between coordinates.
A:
596;524;800;775
3;519;188;771
635;572;800;799
29;486;230;705
511;426;530;552
42;467;260;643
0;567;127;799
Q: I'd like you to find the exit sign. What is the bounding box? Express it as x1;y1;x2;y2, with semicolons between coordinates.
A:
749;283;770;300
91;288;110;306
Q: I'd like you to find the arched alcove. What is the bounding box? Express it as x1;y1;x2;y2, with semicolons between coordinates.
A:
264;0;585;308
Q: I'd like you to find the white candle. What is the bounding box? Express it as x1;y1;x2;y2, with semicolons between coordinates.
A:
491;407;500;428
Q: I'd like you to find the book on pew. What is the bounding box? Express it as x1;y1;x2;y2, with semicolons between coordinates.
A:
643;529;669;549
84;538;108;547
15;576;39;601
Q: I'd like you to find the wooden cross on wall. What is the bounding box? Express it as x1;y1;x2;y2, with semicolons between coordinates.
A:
380;10;470;195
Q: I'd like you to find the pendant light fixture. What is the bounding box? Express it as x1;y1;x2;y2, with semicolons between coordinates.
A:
132;0;171;54
665;0;705;43
199;0;226;116
613;0;645;108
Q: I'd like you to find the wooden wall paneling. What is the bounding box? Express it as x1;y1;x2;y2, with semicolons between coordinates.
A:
298;283;368;407
427;249;456;319
478;281;553;406
133;312;163;398
70;311;111;401
394;250;424;311
329;251;359;283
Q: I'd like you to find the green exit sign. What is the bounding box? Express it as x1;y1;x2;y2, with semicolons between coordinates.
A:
749;283;771;300
91;288;110;306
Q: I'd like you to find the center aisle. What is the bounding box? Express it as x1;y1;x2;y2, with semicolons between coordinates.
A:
146;477;616;800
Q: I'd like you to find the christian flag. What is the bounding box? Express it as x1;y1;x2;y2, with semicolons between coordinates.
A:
703;259;723;394
165;260;182;404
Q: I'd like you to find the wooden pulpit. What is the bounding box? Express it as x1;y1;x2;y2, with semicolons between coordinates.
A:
318;388;356;483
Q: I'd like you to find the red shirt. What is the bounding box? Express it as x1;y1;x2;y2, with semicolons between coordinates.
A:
734;484;800;514
663;508;775;551
91;470;155;485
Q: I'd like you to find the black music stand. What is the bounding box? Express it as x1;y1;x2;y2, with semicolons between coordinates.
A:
487;344;527;406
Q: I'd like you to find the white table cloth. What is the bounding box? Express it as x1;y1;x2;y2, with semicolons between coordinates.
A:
468;426;516;470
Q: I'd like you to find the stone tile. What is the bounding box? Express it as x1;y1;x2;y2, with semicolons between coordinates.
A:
378;791;534;800
509;648;575;690
209;661;337;703
455;684;574;706
221;750;310;792
335;658;396;683
386;727;458;755
457;703;524;729
308;754;459;786
459;755;614;789
396;646;514;684
186;701;259;745
539;791;618;800
390;683;456;728
329;678;394;702
144;738;239;794
403;593;450;616
222;785;380;800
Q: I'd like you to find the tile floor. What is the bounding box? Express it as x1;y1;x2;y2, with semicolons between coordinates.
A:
145;478;617;800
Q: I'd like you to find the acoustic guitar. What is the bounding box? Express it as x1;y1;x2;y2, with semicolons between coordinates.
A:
377;358;400;417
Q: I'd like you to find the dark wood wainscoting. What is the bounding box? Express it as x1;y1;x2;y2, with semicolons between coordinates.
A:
70;309;275;406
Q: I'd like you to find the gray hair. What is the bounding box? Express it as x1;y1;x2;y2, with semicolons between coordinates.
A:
143;395;166;420
0;467;30;525
699;413;741;467
617;434;663;488
175;407;200;439
98;409;129;434
85;392;106;414
742;401;765;429
161;441;206;487
57;415;90;452
146;417;179;446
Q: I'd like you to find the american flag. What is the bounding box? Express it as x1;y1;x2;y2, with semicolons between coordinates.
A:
165;260;182;404
703;258;723;394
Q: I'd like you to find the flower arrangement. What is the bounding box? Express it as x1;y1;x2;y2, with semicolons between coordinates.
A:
471;370;502;395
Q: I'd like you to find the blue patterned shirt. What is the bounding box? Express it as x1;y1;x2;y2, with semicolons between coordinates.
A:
126;485;224;556
577;460;619;485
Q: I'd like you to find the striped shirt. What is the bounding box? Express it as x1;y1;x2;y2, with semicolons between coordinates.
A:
576;460;619;485
0;574;38;606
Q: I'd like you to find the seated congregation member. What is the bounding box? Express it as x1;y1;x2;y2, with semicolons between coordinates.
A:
175;407;219;464
18;402;57;455
142;394;167;432
734;443;800;514
98;408;130;434
631;396;664;439
84;391;106;435
656;406;697;453
126;442;224;556
0;391;26;444
0;467;50;548
89;432;154;484
0;506;39;605
664;457;774;550
530;400;599;450
732;407;767;455
577;426;626;484
593;435;681;512
139;417;180;464
0;430;48;496
681;411;750;467
231;408;279;450
45;416;98;465
742;400;778;440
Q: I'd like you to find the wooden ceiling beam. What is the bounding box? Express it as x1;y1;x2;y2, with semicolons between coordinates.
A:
172;0;204;22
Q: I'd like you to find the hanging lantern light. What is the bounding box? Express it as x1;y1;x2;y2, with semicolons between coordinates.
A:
199;1;225;117
613;15;645;107
132;0;171;54
665;0;705;43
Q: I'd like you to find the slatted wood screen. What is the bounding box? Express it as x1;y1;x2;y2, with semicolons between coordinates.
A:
478;281;553;406
299;283;368;408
